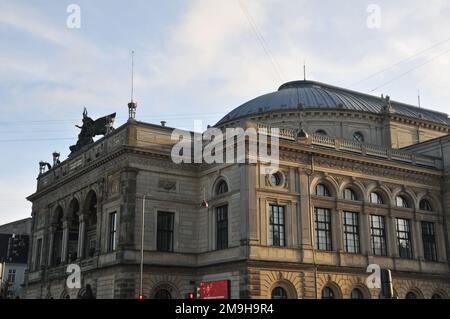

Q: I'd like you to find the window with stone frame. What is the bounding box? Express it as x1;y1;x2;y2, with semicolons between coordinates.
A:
396;218;412;259
269;205;285;247
370;215;387;256
421;221;437;261
370;192;383;204
216;205;228;250
315;208;332;251
157;211;174;252
108;212;117;252
316;184;331;197
343;188;358;201
343;211;360;253
35;238;43;270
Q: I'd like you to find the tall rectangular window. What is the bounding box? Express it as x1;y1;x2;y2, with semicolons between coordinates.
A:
109;212;117;252
421;221;437;261
343;212;360;253
370;215;387;256
157;212;174;252
7;269;16;283
269;205;285;246
315;208;332;251
216;205;228;250
396;218;412;259
35;238;43;270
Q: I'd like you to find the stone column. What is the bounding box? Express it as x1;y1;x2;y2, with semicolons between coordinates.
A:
119;169;138;250
47;226;55;266
61;220;69;263
95;179;105;255
386;214;398;257
359;206;370;255
333;208;343;252
246;164;259;245
239;164;249;246
27;211;37;268
436;222;447;262
441;172;450;264
77;214;86;259
298;168;312;248
413;218;424;260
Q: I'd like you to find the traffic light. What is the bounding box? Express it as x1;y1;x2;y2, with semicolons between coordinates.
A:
138;294;145;300
187;292;195;299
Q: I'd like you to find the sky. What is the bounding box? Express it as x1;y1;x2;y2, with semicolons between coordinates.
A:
1;0;450;225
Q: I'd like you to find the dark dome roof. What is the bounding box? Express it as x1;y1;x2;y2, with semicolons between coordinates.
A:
216;80;450;125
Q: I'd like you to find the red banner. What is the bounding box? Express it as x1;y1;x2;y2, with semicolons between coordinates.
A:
199;280;229;299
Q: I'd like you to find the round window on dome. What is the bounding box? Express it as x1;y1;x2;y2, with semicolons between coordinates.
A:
352;131;364;143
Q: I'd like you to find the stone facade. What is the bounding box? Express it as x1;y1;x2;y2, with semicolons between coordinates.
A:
24;84;450;299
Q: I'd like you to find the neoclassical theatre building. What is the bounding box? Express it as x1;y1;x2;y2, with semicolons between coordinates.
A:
24;80;450;299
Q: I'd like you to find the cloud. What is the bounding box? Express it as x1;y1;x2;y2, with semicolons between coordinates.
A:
0;176;33;225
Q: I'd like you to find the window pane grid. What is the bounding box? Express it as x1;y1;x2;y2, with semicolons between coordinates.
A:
109;212;117;252
396;218;412;259
343;212;360;253
216;205;228;250
157;212;174;252
315;208;332;251
269;205;285;247
421;221;437;261
370;215;387;256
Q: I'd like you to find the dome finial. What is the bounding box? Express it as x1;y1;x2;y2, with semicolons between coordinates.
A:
128;50;137;120
303;59;306;81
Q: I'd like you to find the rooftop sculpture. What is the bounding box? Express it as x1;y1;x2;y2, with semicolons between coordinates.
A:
69;108;116;156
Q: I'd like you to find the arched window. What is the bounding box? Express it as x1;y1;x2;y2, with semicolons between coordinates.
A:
271;287;287;299
316;184;331;197
316;129;327;136
321;286;335;299
154;289;172;299
216;180;228;195
419;199;433;211
405;292;417;299
370;192;383;204
344;188;358;201
396;195;409;208
52;206;64;266
271;172;282;186
351;288;364;299
352;131;364;143
431;293;442;299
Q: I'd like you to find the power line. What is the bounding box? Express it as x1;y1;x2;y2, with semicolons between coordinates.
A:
0;137;73;143
238;0;284;83
368;46;450;93
351;36;450;88
0;111;227;125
